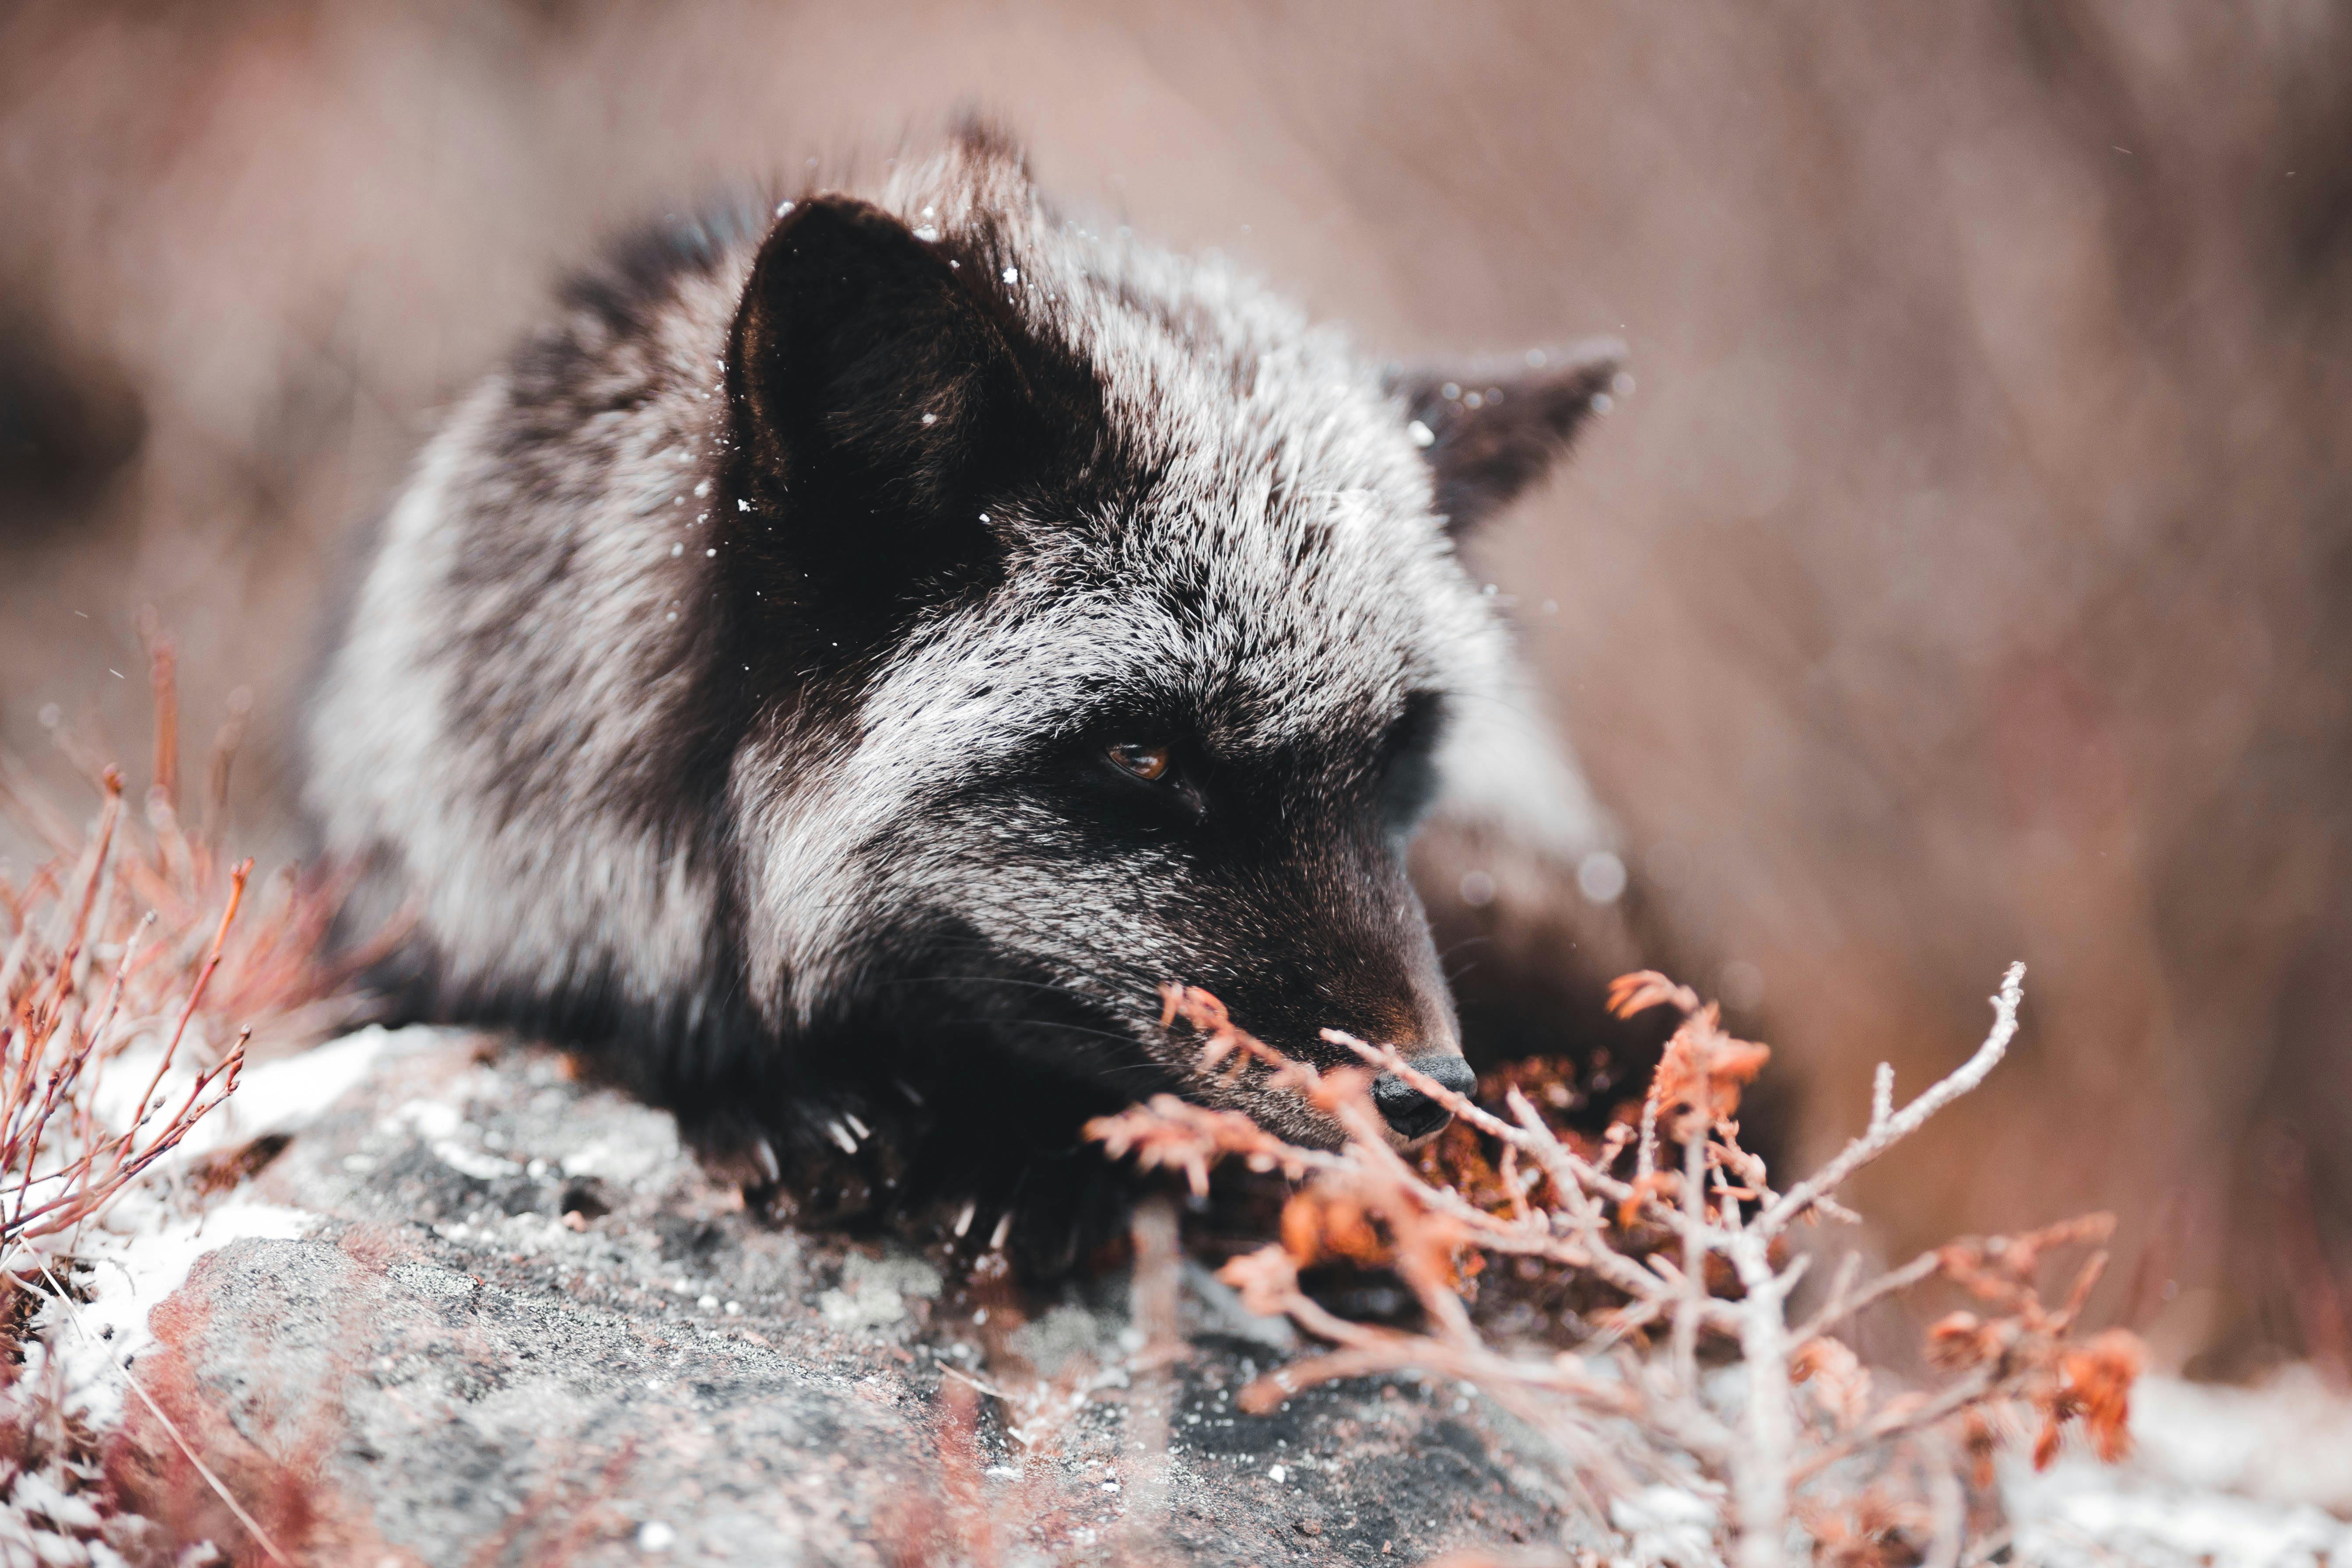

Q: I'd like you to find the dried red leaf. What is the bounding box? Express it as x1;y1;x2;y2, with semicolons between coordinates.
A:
1606;970;1701;1019
1789;1336;1873;1431
1649;1004;1771;1129
1218;1245;1302;1320
1924;1310;1999;1372
2060;1328;2143;1463
2032;1414;2064;1471
1281;1186;1390;1268
1085;1096;1281;1197
1961;1408;2001;1491
1618;1169;1679;1230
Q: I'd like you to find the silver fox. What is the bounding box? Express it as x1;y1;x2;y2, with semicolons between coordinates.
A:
307;127;1623;1252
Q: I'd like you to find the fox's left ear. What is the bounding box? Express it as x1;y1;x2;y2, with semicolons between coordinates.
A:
1389;340;1623;533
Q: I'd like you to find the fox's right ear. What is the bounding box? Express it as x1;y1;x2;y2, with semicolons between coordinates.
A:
1389;340;1623;533
723;195;1092;613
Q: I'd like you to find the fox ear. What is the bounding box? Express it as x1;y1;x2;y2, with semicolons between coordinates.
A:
1391;341;1622;533
723;195;1092;604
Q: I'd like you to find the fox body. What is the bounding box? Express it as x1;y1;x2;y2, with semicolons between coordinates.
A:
308;130;1622;1253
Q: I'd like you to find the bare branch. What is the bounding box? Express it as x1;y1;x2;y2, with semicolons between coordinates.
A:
1095;960;2136;1568
1761;963;2025;1234
1671;1126;1710;1394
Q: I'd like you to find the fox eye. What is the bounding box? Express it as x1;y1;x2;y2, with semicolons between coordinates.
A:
1106;742;1171;782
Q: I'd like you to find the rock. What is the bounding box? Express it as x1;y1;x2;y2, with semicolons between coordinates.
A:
818;1252;944;1331
107;1030;1571;1564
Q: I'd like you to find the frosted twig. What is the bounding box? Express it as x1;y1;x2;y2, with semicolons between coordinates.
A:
1636;1078;1664;1186
1792;1249;1944;1349
1790;1369;1999;1483
1727;1235;1797;1568
1921;1435;1966;1568
1761;963;2025;1234
1095;961;2134;1568
1671;1127;1708;1394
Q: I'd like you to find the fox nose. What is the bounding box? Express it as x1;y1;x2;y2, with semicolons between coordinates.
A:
1371;1052;1476;1141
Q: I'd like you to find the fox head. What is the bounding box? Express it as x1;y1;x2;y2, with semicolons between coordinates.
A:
717;134;1617;1149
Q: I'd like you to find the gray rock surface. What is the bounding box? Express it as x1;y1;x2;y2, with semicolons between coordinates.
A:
120;1030;1571;1565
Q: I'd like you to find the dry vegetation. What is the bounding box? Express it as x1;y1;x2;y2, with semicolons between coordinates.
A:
1;636;354;1567
1;636;354;1271
1090;971;2143;1567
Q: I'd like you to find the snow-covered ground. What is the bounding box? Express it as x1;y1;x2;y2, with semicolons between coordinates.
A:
2008;1370;2352;1568
1;1029;432;1566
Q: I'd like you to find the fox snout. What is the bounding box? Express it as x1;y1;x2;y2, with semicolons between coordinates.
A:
1371;1051;1477;1142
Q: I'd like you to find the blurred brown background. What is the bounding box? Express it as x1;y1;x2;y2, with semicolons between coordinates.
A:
5;2;2348;1377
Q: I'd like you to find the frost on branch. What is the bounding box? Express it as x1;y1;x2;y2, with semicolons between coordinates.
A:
1089;960;2144;1568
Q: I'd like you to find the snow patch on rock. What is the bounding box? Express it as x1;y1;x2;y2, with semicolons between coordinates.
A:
2131;1367;2352;1513
24;1202;314;1426
818;1249;942;1331
2008;1458;2352;1568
